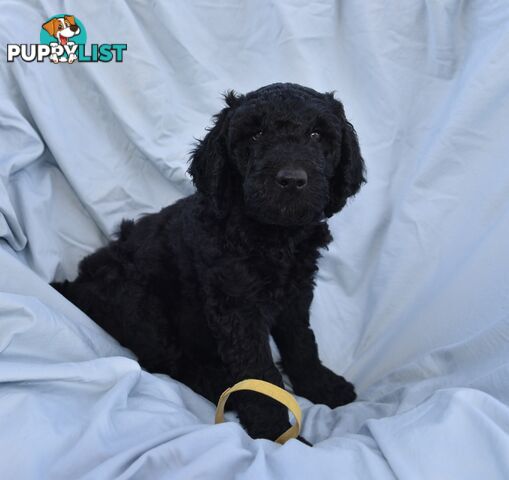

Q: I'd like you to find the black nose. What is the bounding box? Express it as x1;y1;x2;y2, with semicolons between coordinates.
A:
70;25;78;32
276;168;308;190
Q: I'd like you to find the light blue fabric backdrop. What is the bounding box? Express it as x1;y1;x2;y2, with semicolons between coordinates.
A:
1;1;509;478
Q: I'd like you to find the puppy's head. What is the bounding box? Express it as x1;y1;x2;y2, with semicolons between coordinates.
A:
189;83;365;226
42;16;80;45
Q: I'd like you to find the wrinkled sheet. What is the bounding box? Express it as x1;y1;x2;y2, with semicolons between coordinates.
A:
1;0;509;478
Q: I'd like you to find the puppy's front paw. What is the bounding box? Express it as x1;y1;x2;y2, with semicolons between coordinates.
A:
246;418;292;441
235;391;291;441
294;366;356;408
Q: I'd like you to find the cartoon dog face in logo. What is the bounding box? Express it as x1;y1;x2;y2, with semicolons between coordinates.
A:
42;15;80;63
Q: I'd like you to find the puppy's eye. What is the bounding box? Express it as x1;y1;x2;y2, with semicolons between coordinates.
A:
252;131;263;141
58;25;63;30
310;131;321;140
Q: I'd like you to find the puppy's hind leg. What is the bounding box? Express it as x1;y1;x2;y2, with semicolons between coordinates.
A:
52;278;182;378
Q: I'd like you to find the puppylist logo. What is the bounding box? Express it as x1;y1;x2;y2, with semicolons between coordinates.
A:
7;14;127;64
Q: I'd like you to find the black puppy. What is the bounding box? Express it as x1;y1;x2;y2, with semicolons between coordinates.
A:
53;83;365;441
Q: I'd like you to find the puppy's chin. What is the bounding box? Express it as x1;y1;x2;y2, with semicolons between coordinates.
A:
244;202;322;227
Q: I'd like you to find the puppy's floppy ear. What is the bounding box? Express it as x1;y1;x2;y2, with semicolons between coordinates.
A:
42;19;57;37
188;90;243;216
324;93;366;217
64;15;76;25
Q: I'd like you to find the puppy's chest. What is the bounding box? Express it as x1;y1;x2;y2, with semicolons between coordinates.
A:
204;225;330;316
258;247;302;282
244;246;318;305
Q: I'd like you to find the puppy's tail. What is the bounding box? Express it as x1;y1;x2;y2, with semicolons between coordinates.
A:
116;219;135;241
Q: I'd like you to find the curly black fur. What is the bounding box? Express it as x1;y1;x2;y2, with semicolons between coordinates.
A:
52;83;365;441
